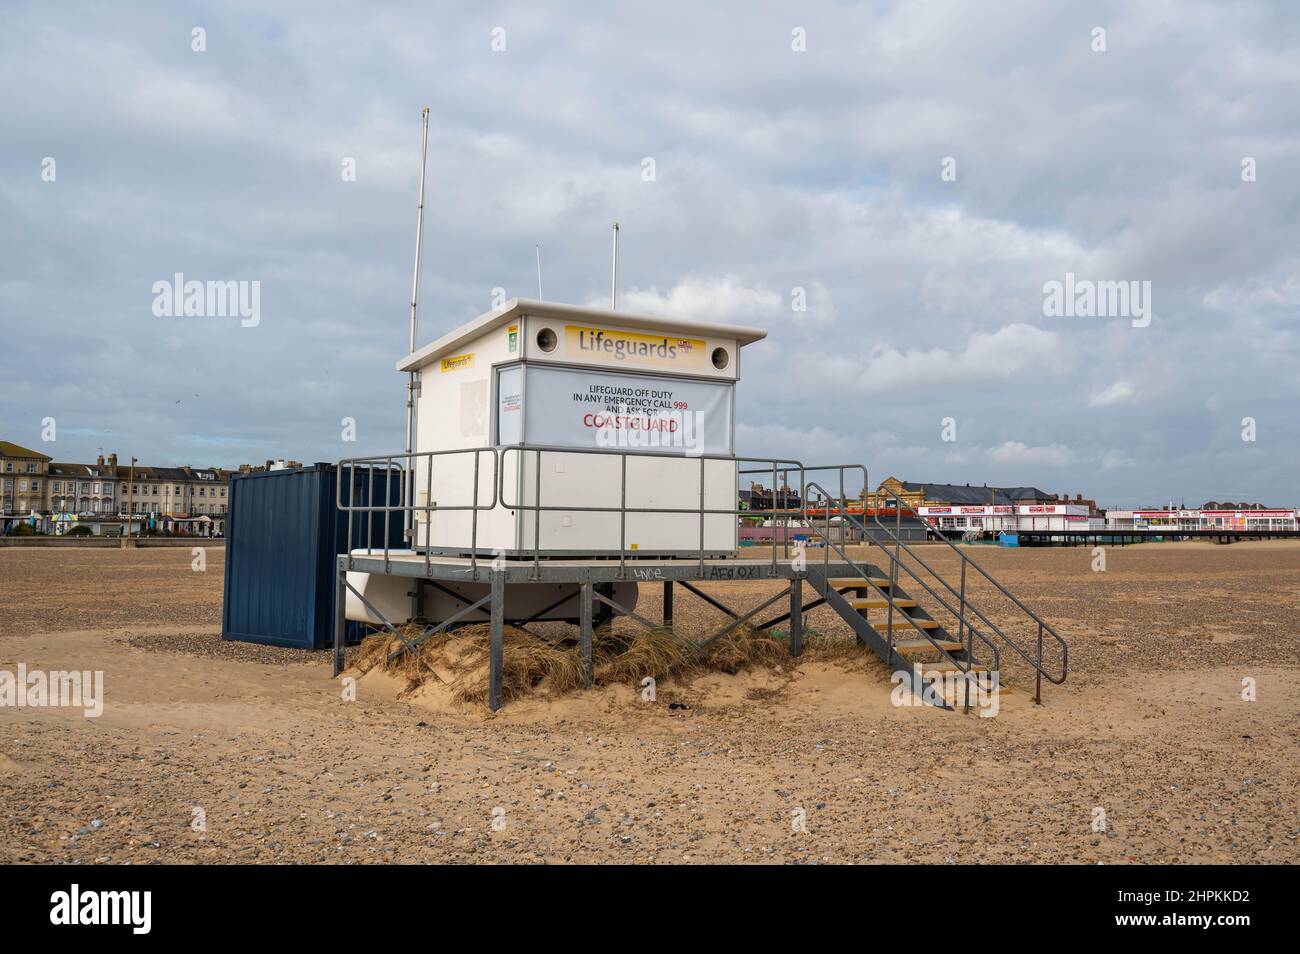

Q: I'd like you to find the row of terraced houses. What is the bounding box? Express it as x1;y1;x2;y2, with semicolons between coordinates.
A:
0;439;296;536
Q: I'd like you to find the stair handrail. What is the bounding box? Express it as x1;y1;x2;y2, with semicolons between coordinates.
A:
802;480;1001;680
866;484;1069;693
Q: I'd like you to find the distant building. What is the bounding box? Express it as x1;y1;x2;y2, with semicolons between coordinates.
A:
740;481;801;512
879;478;1099;534
238;459;304;474
113;463;234;533
1;437;296;536
1105;508;1298;531
0;440;52;527
48;454;118;515
884;478;1058;508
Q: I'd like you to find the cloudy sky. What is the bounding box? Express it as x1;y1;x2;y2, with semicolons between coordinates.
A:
3;1;1297;508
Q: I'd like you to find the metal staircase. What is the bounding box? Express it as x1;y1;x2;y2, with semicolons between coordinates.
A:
798;479;1068;710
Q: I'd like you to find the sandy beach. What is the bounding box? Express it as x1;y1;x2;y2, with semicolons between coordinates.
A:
1;542;1296;864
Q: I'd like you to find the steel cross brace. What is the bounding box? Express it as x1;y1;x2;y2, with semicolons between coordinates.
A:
388;592;493;662
675;579;802;641
696;584;792;649
591;590;666;634
342;579;438;679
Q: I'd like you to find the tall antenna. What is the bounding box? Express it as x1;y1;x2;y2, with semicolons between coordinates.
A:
535;244;543;299
610;220;620;309
404;106;430;539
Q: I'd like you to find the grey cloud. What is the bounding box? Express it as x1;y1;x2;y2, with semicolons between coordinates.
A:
1;0;1297;508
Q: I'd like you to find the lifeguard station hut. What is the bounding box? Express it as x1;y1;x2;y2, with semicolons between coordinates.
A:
402;299;759;557
334;299;1068;711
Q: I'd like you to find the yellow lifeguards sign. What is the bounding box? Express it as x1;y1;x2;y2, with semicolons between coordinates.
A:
565;325;706;370
440;352;475;373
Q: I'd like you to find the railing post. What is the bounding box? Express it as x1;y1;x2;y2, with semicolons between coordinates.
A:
957;560;967;649
383;456;392;569
469;450;480;575
698;456;706;573
425;451;434;577
533;448;542;579
580;582;594;689
345;462;355;571
789;578;803;658
366;464;375;557
886;563;896;664
822;500;830;574
1035;622;1043;705
781;467;791;560
964;635;974;716
618;453;627;579
958;558;969;714
838;469;846;551
764;462;774;571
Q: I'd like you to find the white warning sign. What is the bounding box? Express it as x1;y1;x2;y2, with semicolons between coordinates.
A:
507;365;733;456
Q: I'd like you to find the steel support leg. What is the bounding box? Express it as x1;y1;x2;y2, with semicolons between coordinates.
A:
489;570;505;711
662;580;673;627
580;582;594;689
789;578;803;658
333;560;347;677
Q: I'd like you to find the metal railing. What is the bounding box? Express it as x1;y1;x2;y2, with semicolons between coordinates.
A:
337;448;499;576
802;481;1002;689
499;446;818;577
868;484;1069;700
337;445;871;577
340;444;878;571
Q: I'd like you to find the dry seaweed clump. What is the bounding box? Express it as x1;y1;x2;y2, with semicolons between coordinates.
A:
348;620;831;709
592;627;699;683
350;623;584;705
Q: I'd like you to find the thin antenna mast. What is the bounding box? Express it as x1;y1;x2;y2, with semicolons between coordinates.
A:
535;244;543;299
404;106;430;539
610;220;620;309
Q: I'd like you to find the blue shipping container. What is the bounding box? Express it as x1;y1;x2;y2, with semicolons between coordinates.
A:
221;463;404;649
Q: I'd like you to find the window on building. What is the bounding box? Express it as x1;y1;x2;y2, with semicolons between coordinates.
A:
26;463;37;474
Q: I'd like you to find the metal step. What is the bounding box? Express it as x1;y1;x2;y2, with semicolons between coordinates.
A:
847;597;918;610
830;577;892;589
893;638;964;652
873;618;940;632
918;660;988;675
